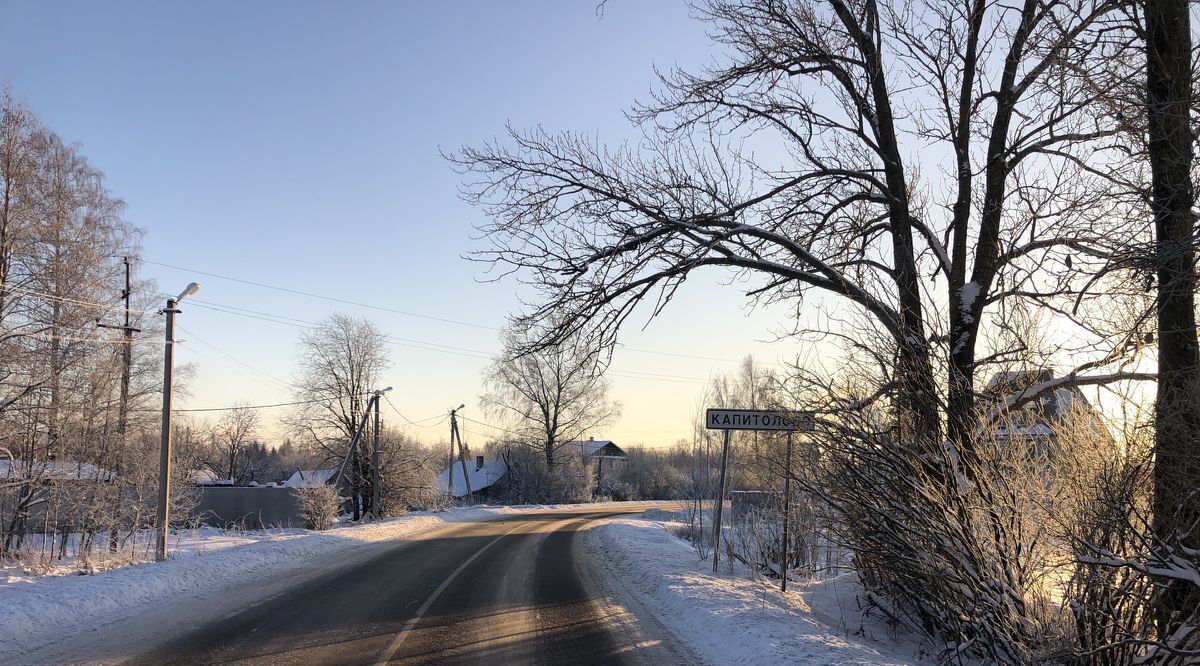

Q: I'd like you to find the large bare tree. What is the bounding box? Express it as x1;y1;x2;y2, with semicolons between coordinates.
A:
453;0;1147;462
453;1;1170;658
480;324;618;468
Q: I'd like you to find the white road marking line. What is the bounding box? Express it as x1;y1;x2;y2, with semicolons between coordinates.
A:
373;521;527;665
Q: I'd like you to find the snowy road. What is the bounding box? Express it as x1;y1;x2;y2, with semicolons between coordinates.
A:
103;506;690;665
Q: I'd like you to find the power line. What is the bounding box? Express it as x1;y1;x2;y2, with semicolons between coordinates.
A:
175;322;301;392
136;396;358;413
180;297;496;361
382;394;448;429
144;259;499;331
179;297;715;383
1;286;148;315
3;331;158;346
456;414;523;439
145;260;772;367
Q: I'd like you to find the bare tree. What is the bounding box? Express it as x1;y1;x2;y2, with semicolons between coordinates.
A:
0;91;149;561
453;0;1147;460
452;1;1162;659
480;323;618;468
212;405;259;484
287;313;389;519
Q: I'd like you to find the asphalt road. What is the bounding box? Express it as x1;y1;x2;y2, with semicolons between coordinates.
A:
127;506;686;665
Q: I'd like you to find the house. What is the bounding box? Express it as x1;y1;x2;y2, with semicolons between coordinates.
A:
983;369;1110;456
0;459;115;482
556;437;628;483
190;469;232;486
436;456;508;499
283;469;339;488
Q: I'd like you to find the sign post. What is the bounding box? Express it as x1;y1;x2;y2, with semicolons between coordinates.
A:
711;428;732;574
782;430;793;592
705;409;813;579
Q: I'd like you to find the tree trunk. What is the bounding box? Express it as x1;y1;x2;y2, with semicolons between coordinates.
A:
1145;0;1200;640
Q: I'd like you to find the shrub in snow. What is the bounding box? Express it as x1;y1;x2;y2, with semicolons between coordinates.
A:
1059;420;1199;664
487;445;597;504
794;404;1077;664
296;485;341;531
597;478;636;501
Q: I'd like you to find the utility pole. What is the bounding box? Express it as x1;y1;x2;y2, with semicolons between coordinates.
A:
370;388;391;519
97;257;139;435
448;406;473;503
711;428;731;574
156;281;199;562
97;257;139;552
332;387;390;520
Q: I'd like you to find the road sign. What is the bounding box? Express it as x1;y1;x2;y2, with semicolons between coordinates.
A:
705;408;814;432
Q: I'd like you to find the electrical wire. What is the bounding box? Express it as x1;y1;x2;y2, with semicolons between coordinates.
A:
175;322;301;392
144;259;500;331
145;259;778;367
381;394;448;429
135;395;362;413
180;297;715;383
3;331;158;346
456;414;523;439
1;286;147;315
181;298;496;361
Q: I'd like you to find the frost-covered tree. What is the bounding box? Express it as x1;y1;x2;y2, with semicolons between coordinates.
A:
480;322;619;468
286;314;389;519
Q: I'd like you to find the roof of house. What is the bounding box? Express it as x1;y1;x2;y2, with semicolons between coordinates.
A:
283;469;338;488
0;460;115;482
436;460;508;498
984;370;1104;439
556;439;627;459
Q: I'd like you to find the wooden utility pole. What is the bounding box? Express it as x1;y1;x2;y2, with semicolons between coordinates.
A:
96;257;139;434
711;428;731;574
448;406;473;503
97;257;139;552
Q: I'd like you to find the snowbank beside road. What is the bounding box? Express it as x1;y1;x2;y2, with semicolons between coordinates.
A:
588;516;931;665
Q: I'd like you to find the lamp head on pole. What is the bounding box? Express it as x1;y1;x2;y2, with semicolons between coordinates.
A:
176;282;200;302
373;386;393;395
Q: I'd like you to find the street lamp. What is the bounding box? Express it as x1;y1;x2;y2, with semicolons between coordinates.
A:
156;282;199;562
370;386;393;519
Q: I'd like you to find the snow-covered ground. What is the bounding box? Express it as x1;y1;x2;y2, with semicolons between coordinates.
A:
587;512;935;665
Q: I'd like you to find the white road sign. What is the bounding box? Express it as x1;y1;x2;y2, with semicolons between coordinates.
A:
705;409;815;432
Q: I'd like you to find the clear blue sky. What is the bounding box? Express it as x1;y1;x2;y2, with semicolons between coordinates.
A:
4;1;816;446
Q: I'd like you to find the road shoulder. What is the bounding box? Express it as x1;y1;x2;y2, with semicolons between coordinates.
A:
584;514;928;665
